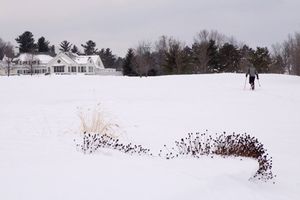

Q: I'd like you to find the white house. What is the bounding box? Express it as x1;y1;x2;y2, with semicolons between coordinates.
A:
46;52;118;75
12;53;54;75
1;53;53;75
0;52;120;76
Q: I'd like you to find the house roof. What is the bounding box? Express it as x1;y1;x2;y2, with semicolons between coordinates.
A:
47;52;105;68
74;55;98;64
14;53;54;64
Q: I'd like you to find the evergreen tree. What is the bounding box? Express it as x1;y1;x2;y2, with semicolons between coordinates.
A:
49;45;56;56
218;43;241;72
15;31;36;53
123;48;136;76
191;41;210;73
252;47;272;73
182;46;194;74
37;37;50;53
81;40;97;55
59;40;72;52
71;45;79;54
207;40;219;72
164;39;189;74
239;45;255;72
240;45;255;59
113;57;125;71
98;48;116;68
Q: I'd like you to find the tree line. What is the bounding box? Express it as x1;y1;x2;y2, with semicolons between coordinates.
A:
0;31;122;71
123;30;300;76
1;30;300;76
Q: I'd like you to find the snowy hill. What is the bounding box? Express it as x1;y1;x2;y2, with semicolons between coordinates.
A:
0;74;299;200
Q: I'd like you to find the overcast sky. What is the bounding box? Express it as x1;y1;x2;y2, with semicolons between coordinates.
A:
1;0;300;56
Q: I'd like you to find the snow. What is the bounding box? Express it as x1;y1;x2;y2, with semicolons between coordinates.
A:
14;53;53;64
0;74;299;200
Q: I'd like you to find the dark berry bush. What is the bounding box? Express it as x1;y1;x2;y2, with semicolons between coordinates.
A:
77;132;152;156
159;131;275;182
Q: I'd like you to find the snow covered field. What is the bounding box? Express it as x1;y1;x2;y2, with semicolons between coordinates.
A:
0;74;299;200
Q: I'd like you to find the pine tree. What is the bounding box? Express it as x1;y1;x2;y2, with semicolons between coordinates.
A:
59;40;72;52
164;39;189;74
49;45;56;56
252;47;272;73
123;48;136;76
37;37;50;53
98;48;116;68
207;40;219;73
191;41;210;73
15;31;36;53
81;40;97;55
218;43;241;72
71;45;79;54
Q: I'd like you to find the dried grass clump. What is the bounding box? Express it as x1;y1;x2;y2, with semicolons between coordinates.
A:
76;105;152;156
159;131;275;182
78;106;118;138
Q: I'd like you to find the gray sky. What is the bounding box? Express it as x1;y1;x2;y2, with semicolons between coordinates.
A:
1;0;300;57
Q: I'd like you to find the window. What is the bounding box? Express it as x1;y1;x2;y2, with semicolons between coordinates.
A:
81;66;86;73
78;67;81;72
57;59;61;64
89;67;93;72
71;66;77;72
54;66;65;73
68;67;71;72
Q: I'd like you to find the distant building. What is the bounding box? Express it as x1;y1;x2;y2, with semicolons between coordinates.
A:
0;52;120;76
47;52;117;75
13;53;53;75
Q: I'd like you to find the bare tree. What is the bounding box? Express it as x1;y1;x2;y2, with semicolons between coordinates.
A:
164;38;188;74
194;30;227;47
291;33;300;75
278;32;300;75
153;35;169;75
3;43;15;76
192;30;227;74
24;52;38;75
0;38;7;60
271;43;287;74
134;41;153;76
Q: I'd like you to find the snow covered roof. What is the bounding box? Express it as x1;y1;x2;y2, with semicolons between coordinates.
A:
74;55;99;65
14;53;54;64
47;52;105;68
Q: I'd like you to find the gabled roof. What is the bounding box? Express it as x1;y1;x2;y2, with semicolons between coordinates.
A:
47;52;105;68
74;55;99;64
47;52;77;66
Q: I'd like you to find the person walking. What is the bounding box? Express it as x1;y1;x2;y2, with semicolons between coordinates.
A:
246;63;259;90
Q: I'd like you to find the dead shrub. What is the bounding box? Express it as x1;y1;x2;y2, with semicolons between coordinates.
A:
159;131;275;182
